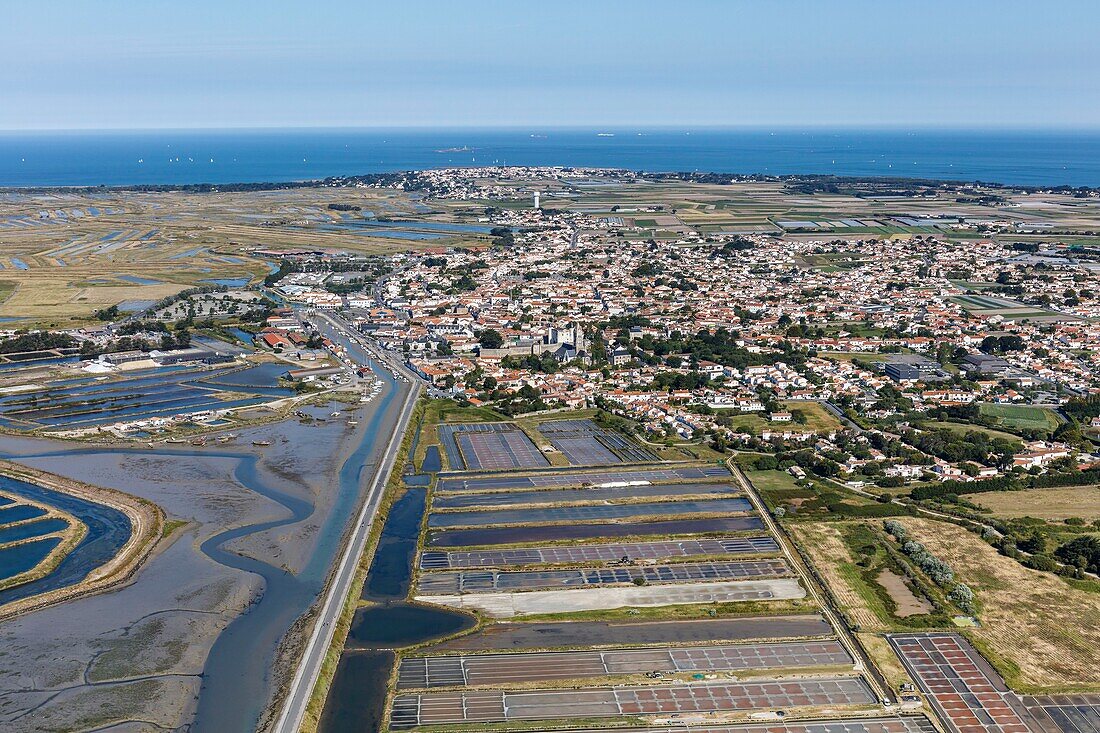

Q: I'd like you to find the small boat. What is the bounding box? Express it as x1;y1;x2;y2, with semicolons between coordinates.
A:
252;439;272;446
190;438;207;446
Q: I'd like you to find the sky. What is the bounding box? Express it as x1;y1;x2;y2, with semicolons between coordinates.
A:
2;0;1098;130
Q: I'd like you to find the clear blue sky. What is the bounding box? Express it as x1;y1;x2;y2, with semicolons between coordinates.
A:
3;0;1097;130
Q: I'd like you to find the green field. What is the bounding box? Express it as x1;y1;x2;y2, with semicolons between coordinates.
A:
929;420;1025;444
744;469;904;520
977;403;1062;432
719;401;842;435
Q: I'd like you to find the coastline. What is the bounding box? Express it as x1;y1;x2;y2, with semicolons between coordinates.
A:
2;128;1100;189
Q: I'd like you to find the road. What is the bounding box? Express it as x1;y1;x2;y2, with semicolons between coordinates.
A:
272;310;422;733
728;458;894;706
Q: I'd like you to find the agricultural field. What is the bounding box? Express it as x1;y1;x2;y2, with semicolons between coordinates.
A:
969;486;1100;523
977;402;1063;432
925;419;1024;443
0;188;488;325
896;518;1100;693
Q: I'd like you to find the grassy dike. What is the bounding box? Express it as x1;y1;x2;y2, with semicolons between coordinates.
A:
298;396;428;733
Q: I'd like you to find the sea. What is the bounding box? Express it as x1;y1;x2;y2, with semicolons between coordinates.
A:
0;128;1098;189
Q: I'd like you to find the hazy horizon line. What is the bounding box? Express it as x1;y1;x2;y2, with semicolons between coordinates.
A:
3;123;1100;135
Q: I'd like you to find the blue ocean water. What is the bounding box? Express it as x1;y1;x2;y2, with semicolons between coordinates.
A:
0;128;1097;188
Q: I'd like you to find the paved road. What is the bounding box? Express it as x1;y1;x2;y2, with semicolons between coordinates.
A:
272;310;421;733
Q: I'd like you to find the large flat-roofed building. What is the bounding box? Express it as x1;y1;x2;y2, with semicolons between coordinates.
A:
885;362;921;382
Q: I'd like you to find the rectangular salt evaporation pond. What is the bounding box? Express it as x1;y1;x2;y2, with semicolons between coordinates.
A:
0;536;62;581
420;446;442;473
391;676;876;727
437;464;731;491
417;559;791;594
419;536;780;569
428;516;765;548
548;435;621;465
0;517;68;545
0;504;48;525
431;481;738;509
397;639;853;689
427;497;753;528
454;430;548;470
537;419;658;464
422;614;835;653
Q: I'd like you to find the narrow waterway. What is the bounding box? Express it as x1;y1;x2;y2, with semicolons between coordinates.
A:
319;487;475;733
191;359;403;732
0;348;408;731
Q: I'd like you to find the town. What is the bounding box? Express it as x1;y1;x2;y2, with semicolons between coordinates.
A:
0;166;1097;733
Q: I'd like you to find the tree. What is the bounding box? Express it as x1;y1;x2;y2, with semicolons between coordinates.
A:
478;329;503;349
1054;535;1100;574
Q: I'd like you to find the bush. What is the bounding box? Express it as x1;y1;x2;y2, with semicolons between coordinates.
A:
883;520;907;540
1026;554;1058;572
948;584;976;613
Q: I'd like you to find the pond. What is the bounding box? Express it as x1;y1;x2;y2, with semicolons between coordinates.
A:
876;569;933;617
0;475;132;606
0;517;69;545
0;536;62;581
319;486;475;733
420;445;441;473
